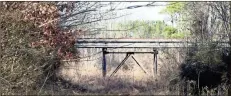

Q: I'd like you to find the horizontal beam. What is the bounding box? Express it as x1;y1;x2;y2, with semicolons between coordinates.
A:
77;39;187;43
105;52;155;54
76;43;230;48
75;38;230;48
76;38;229;43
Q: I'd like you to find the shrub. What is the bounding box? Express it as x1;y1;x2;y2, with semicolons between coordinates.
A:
179;43;228;95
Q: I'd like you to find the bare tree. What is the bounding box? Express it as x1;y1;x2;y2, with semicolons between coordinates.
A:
56;2;162;38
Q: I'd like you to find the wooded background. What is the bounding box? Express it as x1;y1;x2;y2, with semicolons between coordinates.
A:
0;2;230;95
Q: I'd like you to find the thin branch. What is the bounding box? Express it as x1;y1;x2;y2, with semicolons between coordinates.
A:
61;14;128;27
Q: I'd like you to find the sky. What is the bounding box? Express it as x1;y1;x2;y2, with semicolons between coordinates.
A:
118;2;169;21
92;2;172;38
106;2;172;25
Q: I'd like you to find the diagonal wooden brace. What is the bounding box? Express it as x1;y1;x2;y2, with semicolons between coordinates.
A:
131;56;147;74
110;53;132;77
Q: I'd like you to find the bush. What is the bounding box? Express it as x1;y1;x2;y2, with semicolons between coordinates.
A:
0;3;61;95
179;43;229;95
162;26;185;39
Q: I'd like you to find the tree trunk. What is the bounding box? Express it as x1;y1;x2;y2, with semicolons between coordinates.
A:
228;2;231;96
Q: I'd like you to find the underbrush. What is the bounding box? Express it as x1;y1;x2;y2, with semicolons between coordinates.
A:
1;41;229;95
0;7;61;95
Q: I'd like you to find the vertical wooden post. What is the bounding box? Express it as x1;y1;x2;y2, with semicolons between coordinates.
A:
155;50;158;74
178;51;180;63
102;48;107;77
153;49;158;75
153;49;156;77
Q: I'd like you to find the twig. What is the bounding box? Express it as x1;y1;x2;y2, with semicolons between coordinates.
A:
38;71;50;95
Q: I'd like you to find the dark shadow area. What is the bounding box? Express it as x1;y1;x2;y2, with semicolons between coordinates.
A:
179;47;229;95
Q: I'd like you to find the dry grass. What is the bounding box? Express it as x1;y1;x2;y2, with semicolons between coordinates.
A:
51;48;186;95
34;46;228;95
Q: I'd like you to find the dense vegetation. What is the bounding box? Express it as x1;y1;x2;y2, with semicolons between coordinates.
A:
0;2;82;95
115;20;187;39
161;2;231;95
0;1;230;95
